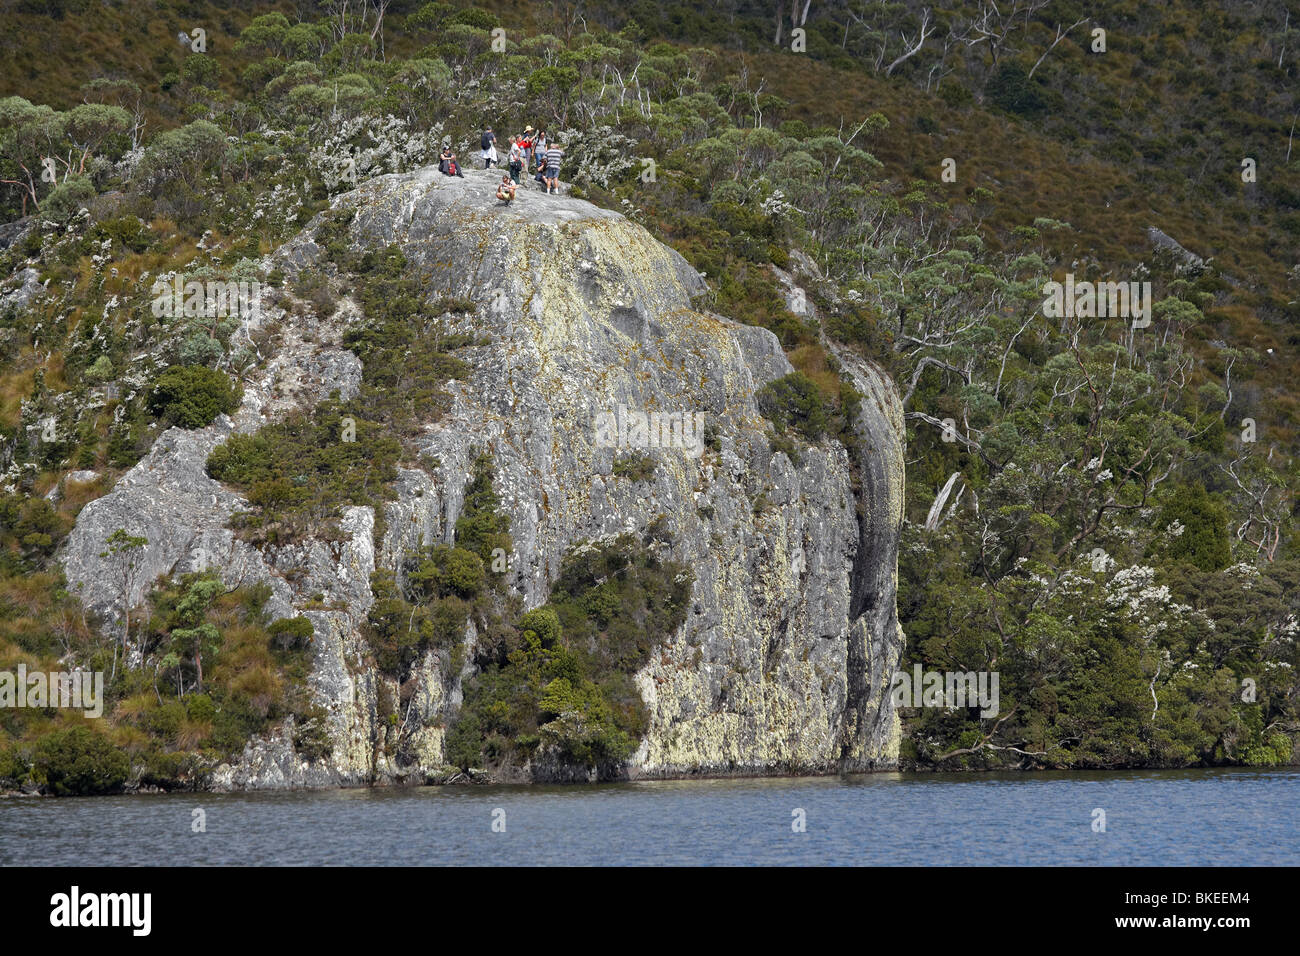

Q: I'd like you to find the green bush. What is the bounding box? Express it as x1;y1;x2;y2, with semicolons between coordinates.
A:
519;607;561;647
141;119;226;191
756;371;831;442
90;215;151;253
452;532;693;773
265;616;313;655
207;402;400;543
185;693;217;723
408;545;485;600
85;355;113;383
445;711;483;771
32;725;130;796
268;615;314;651
612;451;656;482
42;174;95;220
453;453;512;564
0;745;28;787
986;62;1048;116
136;749;202;789
1243;733;1294;766
1147;483;1232;572
441;547;485;597
145;698;187;738
149;365;241;429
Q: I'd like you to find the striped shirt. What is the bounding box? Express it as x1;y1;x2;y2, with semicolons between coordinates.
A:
544;147;562;171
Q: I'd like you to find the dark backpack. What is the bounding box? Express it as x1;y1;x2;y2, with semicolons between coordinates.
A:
481;132;492;150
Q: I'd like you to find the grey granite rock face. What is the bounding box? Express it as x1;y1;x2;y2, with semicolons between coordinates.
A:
60;165;906;787
1146;226;1206;272
0;266;43;314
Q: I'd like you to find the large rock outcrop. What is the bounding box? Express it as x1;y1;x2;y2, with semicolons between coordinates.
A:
60;166;906;787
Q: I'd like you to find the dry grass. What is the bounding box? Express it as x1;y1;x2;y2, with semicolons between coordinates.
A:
787;342;841;401
0;367;35;428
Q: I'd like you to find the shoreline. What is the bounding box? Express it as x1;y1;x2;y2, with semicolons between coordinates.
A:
5;760;1296;799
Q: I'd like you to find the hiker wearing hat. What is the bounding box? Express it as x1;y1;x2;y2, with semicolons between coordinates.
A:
480;126;497;168
520;126;535;171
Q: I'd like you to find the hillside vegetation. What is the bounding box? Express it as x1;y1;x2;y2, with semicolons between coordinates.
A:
0;0;1297;791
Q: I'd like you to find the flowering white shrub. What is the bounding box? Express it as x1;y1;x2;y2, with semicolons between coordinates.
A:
308;114;445;192
551;125;639;189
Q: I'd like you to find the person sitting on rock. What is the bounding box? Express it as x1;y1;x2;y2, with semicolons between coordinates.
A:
496;175;517;202
438;146;464;177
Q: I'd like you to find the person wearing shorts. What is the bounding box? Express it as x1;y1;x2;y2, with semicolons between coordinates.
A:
543;145;563;194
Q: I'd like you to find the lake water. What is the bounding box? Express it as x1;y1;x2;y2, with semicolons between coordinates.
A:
2;767;1296;866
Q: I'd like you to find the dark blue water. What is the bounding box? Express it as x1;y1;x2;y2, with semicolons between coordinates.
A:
2;768;1296;865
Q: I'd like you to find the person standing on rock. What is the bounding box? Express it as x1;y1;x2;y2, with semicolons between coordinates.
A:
520;126;535;170
534;129;548;172
532;129;550;185
543;142;564;194
480;126;497;168
507;136;523;184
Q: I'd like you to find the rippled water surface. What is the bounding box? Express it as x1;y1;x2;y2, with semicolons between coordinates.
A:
2;768;1296;865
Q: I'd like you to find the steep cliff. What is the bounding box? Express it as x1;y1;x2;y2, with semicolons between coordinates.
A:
60;166;906;787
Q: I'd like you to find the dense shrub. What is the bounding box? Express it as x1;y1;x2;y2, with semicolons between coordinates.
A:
148;365;241;429
1147;483;1233;572
448;532;692;774
985;62;1048;116
0;745;27;787
268;615;314;651
612;451;656;482
361;459;512;679
408;545;485;600
42;174;95;220
32;726;130;796
207;402;400;543
756;371;831;442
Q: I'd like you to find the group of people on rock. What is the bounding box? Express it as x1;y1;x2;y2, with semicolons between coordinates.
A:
437;123;566;203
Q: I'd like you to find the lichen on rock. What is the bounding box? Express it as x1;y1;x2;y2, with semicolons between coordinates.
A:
60;165;907;787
